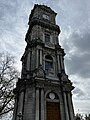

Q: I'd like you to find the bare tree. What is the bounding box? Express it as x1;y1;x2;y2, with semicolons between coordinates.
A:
75;113;84;120
0;52;19;117
85;114;90;120
75;113;90;120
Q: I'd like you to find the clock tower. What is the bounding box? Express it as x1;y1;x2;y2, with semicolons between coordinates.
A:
13;4;75;120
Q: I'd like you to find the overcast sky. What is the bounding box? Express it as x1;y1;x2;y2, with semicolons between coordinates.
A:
0;0;90;116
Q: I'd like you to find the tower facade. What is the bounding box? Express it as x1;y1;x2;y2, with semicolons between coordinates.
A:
13;4;75;120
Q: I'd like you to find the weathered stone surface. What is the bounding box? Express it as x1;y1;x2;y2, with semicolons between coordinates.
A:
13;4;75;120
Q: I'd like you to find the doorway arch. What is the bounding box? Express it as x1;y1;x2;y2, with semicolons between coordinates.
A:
46;92;61;120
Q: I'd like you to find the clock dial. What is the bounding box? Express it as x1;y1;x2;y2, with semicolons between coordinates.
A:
43;14;50;20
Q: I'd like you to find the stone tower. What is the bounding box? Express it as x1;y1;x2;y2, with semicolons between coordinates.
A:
13;4;75;120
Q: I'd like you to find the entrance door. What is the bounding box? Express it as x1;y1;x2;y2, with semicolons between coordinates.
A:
46;102;60;120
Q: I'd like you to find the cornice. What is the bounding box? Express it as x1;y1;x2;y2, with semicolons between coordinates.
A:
55;44;66;56
29;4;57;22
29;18;60;32
25;18;60;42
28;38;44;47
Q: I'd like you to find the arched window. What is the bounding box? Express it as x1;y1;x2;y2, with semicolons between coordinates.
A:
45;33;50;43
45;55;53;71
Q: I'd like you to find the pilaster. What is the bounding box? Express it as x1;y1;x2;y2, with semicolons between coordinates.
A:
26;51;30;79
63;92;69;120
36;49;39;68
17;91;24;120
57;54;61;73
35;88;39;120
41;88;45;120
60;55;65;70
67;93;75;120
40;49;43;65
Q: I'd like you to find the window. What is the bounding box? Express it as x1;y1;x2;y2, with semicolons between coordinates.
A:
45;55;53;71
43;14;50;20
45;33;50;43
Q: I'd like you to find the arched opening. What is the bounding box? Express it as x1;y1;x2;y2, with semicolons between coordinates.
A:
45;33;50;43
46;92;60;120
45;55;53;73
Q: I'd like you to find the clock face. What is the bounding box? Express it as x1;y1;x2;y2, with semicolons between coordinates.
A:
43;14;50;20
49;93;55;100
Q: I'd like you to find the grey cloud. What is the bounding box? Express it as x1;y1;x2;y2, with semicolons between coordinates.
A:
57;0;90;32
73;88;85;99
70;32;90;52
62;31;90;78
74;87;90;100
0;1;19;34
65;54;90;78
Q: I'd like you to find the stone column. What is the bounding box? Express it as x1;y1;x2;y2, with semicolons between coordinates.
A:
43;33;45;42
19;92;24;113
26;52;30;71
50;35;52;43
67;93;75;120
57;55;61;73
60;55;65;70
26;51;30;79
35;88;39;120
36;49;39;68
63;92;69;120
59;93;65;120
40;49;42;65
17;91;24;120
41;89;44;120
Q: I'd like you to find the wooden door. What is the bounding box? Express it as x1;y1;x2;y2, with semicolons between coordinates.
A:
46;102;60;120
